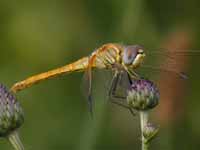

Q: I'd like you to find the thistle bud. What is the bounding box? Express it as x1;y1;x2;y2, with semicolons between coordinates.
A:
0;84;24;150
127;79;159;110
0;84;24;136
143;123;159;143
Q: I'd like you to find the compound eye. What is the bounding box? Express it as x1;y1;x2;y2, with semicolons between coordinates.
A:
123;45;143;65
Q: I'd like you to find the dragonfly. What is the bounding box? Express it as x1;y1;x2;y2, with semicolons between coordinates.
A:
10;43;199;114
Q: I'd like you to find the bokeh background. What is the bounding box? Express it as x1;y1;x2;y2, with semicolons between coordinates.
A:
0;0;200;149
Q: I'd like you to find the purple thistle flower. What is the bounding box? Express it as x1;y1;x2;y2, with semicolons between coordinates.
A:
127;79;159;110
0;84;24;137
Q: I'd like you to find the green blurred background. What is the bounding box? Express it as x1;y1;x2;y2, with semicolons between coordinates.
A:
0;0;200;149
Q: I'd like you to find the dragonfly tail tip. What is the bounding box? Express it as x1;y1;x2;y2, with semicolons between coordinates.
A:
180;72;189;79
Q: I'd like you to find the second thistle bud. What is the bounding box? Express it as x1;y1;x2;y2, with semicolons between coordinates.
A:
0;84;24;137
0;84;25;150
127;79;159;110
143;123;159;143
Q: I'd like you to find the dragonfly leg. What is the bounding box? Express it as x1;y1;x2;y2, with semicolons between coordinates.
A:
127;73;133;85
108;71;136;116
129;69;141;79
110;99;136;116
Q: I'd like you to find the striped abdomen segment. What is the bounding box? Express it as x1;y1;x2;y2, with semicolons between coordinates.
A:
11;57;89;93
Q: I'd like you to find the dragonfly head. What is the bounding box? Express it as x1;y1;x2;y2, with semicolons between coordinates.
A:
122;45;146;69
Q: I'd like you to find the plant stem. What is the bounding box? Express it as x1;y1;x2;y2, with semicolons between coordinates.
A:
140;111;149;150
7;131;24;150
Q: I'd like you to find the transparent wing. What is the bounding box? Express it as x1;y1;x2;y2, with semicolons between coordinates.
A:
138;49;200;80
80;68;94;116
80;68;114;113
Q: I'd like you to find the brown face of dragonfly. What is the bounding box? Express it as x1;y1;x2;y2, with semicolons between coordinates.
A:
122;45;146;69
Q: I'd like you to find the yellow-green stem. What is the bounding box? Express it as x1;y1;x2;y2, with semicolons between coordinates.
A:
140;111;149;150
7;131;24;150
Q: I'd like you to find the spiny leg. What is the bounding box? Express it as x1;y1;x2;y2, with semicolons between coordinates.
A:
128;69;141;79
127;73;133;85
108;71;136;116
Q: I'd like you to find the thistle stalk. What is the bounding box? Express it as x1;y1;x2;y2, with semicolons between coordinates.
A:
8;131;24;150
140;111;149;150
127;79;160;150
